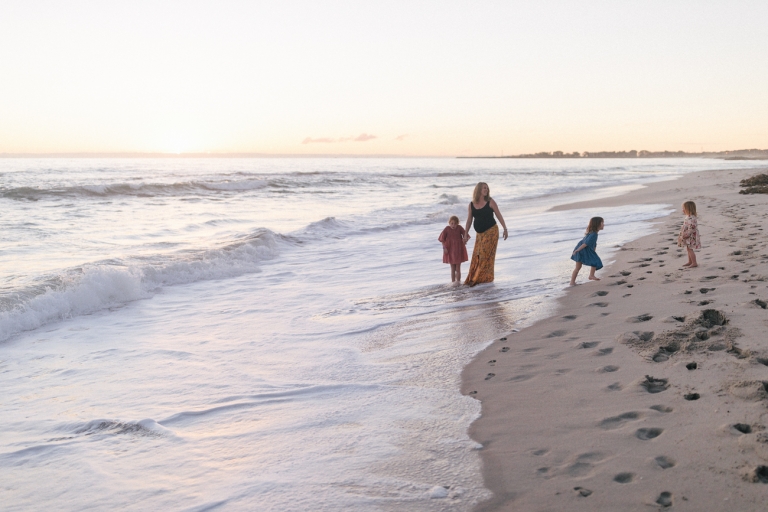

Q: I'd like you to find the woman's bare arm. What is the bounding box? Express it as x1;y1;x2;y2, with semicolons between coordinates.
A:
463;203;473;242
489;199;508;240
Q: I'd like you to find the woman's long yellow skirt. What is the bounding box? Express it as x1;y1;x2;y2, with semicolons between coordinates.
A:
464;224;498;287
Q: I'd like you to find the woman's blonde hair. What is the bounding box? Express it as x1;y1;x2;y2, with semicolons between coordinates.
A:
448;215;460;224
472;182;491;203
682;201;697;216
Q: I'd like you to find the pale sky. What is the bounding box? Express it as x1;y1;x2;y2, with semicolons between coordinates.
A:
1;1;766;156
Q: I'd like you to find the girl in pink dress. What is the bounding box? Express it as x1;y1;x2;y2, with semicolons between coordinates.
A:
438;215;469;283
678;201;701;268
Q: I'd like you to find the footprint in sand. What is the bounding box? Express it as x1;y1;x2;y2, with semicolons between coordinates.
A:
577;341;599;349
620;271;632;276
748;466;768;483
654;455;676;469
606;382;623;391
656;491;673;507
589;302;609;308
573;487;592;497
627;314;653;323
641;376;669;393
732;423;753;434
599;411;643;430
592;291;609;297
564;452;609;478
500;347;510;352
686;362;698;370
684;392;700;401
485;373;495;380
595;347;614;356
635;428;663;440
613;472;635;483
652;342;680;362
545;330;567;338
506;374;534;383
650;405;673;413
488;359;496;366
598;365;619;373
563;315;578;320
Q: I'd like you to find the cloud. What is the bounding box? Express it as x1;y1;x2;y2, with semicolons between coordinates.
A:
302;133;378;144
395;134;408;141
302;137;336;144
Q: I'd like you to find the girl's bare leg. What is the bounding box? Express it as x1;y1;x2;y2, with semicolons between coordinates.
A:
682;249;692;267
570;262;583;286
450;264;458;282
588;267;600;281
455;263;461;283
687;248;698;268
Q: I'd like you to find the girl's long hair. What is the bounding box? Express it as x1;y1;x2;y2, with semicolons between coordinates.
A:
682;201;697;216
472;182;490;203
586;216;604;234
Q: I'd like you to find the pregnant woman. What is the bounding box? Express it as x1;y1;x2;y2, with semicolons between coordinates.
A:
463;182;508;287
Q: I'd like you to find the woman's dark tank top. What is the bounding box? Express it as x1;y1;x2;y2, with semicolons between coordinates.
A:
471;201;496;233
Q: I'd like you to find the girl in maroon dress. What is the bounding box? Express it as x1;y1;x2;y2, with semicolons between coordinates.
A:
438;215;469;283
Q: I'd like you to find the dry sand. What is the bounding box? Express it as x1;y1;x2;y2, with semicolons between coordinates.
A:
462;166;768;511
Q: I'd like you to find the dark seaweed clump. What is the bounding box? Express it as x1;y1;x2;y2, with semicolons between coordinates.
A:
740;174;768;194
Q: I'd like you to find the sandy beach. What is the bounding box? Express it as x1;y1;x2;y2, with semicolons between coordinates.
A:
463;166;768;511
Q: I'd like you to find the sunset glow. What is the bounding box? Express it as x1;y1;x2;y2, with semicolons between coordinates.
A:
1;1;766;156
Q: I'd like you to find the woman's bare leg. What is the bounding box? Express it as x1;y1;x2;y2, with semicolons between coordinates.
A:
588;266;600;281
570;262;583;286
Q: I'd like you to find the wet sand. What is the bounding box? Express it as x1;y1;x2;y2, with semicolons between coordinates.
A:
463;166;768;511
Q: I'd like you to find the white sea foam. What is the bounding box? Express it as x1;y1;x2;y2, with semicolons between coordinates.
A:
0;230;281;342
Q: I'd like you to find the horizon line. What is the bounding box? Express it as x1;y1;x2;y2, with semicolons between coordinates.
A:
0;152;445;159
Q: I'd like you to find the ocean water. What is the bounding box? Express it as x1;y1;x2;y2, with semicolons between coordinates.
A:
0;157;758;511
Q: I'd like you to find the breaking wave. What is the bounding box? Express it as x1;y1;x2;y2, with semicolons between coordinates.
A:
1;178;270;200
0;229;285;342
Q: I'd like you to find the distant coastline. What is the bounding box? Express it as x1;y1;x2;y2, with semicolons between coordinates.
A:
458;149;768;159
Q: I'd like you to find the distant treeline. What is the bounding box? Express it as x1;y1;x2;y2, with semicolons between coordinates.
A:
460;149;768;159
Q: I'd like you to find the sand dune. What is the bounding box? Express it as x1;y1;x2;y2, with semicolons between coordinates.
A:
463;166;768;511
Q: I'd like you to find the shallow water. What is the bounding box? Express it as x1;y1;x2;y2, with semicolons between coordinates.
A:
1;157;758;510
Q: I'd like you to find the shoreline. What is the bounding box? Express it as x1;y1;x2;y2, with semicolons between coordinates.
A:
462;166;768;511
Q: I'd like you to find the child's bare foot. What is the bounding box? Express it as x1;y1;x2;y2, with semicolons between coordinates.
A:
687;264;698;268
588;276;601;281
682;262;692;267
569;282;578;286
